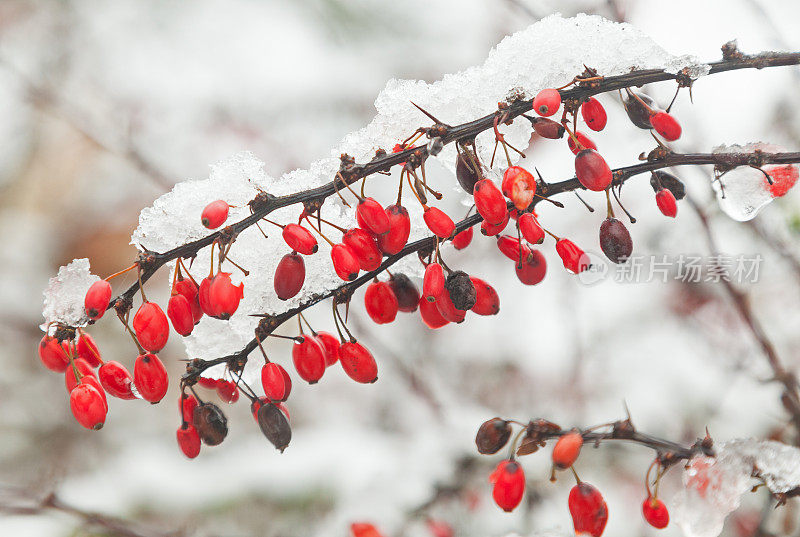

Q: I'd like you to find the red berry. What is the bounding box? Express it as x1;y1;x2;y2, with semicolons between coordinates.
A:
281;223;318;255
292;335;326;384
575;149;612;191
81;375;108;409
765;164;799;198
216;379;239;403
489;460;525;512
174;278;202;324
70;381;107;430
418;296;449;329
201;200;229;229
377;204;411;254
516;250;547;285
177;424;201;458
134;353;169;403
423;207;455;238
518;213;544;244
423;263;446;302
568;482;609;537
556;238;589;274
642;496;670;529
339;341;378;383
452;227;473;250
198;276;216;316
435;291;466;323
316;331;341;366
132;301;170;352
65;358;96;393
343;228;382;271
357;197;390;235
530;117;565;139
426;519;453;537
197;376;219;389
496;235;530;263
568;131;597;155
350;523;385;537
533;88;561;117
552;431;583;469
502;167;537;211
98;361;136;400
480;210;510;236
76;333;102;367
387;274;420;313
261;362;293;401
655;188;678;218
331;243;360;281
469;277;499;316
274;253;305;300
581;97;607;131
167;294;195;336
364;280;399;324
207;272;244;320
84;280;112;320
181;393;199;423
650;111;681;141
38;335;71;372
473;179;508;225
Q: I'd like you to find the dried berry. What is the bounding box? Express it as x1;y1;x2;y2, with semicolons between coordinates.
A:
599;217;633;264
650;171;685;200
475;417;512;454
193;402;228;446
444;270;476;311
530;116;565;139
388;273;420;313
623;90;657;129
256;400;292;452
456;150;482;193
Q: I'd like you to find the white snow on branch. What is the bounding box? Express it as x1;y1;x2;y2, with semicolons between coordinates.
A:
673;438;800;537
40;258;99;332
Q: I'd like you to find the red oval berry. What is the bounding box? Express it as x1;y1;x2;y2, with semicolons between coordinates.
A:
423;263;446;302
568;482;609;537
201;200;229;229
552;431;583;469
655;188;678;218
339;341;378;383
581;97;607;131
533;88;561;117
177;424;201;458
423;207;455;238
76;333;102;367
174;278;202;324
490;460;525;512
556;239;589;274
473;179;508;225
480;210;510;236
281;223;318;255
343;228;382;271
207;272;244;320
292;335;326;384
765;164;799;198
496;235;530;263
70;382;107;430
274;253;305;300
531;117;565;139
642;496;669;529
198;276;217;316
387;274;419;313
216;379;239;403
575;149;612;192
568;131;597;155
357;197;390;235
197;376;218;389
418;296;449;329
599;217;633;264
470;277;499;316
181;393;199;423
81;375;108;409
452;227;473;250
65;358;96;393
167;294;195;336
650;111;681;141
84;280;112;320
316;331;341;366
364;280;399;324
133;301;170;352
331;243;360;281
377;204;411;254
38;335;71;372
261;362;293;401
98;361;136;400
134;353;169;403
502;167;537;211
515;250;547;285
518;213;544;244
351;523;385;537
435;291;466;323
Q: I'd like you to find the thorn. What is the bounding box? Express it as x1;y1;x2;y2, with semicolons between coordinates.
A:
410;101;446;125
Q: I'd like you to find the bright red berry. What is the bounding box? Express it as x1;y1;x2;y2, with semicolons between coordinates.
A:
292;335;326;384
84;280;112;320
197;376;218;389
518;213;544;244
581;97;607;131
76;333;102;367
216;379;239;403
655;188;678;218
502;167;537;211
282;223;318;255
452;227;473;250
198;276;217;316
261;362;293;401
343;228;382;271
575;149;612;191
201;200;229;229
418;296;449;329
207;272;244;320
38;335;71;372
435;291;467;323
515;250;547;285
423;263;446;302
533;88;561;117
423;207;455;238
316;331;341;366
65;358;96;393
339;341;378;383
331;243;360;281
473;179;508;225
70;381;107;430
642;496;670;529
274;253;305;300
496;235;530;263
357;197;390;235
181;393;199;423
568;131;597;155
364;280;399;324
387;274;419;313
568;482;609;537
490;460;525;512
650;111;681;141
556;238;589;274
174;278;202;324
470;277;499;316
98;361;136;400
134;353;169;403
377;204;411;254
177;424;201;458
480;210;510;236
167;294;195;336
132;301;170;352
350;523;385;537
552;431;583;469
765;164;799;197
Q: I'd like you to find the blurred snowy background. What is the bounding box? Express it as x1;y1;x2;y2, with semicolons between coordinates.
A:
2;1;800;536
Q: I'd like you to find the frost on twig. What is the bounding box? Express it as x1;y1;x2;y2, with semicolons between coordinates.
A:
673;438;800;537
40;258;99;332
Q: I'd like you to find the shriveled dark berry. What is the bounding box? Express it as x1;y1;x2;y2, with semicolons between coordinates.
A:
444;270;476;311
388;273;420;313
193;402;229;446
650;170;686;200
456;150;482;194
476;417;512;454
256;401;292;452
599;218;633;264
623;90;657;129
